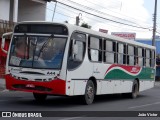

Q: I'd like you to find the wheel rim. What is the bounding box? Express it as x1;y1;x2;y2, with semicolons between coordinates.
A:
87;85;94;99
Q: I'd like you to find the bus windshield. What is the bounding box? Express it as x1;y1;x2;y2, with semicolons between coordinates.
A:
9;35;67;69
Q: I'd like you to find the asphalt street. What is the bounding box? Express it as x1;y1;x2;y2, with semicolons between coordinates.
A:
0;81;160;120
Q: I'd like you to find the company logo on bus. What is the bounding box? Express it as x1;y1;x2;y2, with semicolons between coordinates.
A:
131;67;140;73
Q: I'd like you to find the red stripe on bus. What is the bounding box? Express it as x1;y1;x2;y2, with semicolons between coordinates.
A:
5;74;66;95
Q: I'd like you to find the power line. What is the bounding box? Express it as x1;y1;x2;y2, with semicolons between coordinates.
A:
55;0;150;30
85;0;152;27
64;0;139;26
47;7;76;19
48;4;145;32
47;3;151;33
65;0;152;29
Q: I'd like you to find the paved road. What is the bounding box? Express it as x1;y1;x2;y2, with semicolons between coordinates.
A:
0;83;160;120
0;78;5;91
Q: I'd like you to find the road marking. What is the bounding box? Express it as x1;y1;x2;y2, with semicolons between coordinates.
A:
129;102;160;109
60;116;85;120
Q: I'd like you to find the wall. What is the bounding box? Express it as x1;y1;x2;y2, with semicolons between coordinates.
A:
18;0;47;22
0;0;10;21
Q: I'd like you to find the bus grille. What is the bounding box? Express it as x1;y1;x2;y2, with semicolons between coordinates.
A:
12;84;52;92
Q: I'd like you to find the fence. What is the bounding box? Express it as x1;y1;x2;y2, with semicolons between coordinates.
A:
0;19;15;39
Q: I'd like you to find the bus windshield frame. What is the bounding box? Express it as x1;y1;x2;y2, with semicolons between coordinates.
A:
9;34;67;69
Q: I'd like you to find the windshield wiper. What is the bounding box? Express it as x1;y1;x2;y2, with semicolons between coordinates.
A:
37;34;54;60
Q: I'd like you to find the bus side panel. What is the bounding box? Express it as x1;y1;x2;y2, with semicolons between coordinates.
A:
119;81;132;93
144;81;154;90
114;80;132;94
139;80;154;92
139;80;145;91
101;80;114;94
66;60;93;96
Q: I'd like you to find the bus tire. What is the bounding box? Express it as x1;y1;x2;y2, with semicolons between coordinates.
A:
33;93;47;102
83;80;95;105
130;80;139;99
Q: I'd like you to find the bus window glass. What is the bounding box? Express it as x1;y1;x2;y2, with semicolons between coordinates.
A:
117;43;124;64
106;52;114;63
90;37;99;49
68;32;86;69
88;37;101;62
74;41;84;61
9;36;67;69
106;41;112;52
118;43;123;53
128;45;134;65
138;58;143;66
104;40;115;63
146;49;150;58
128;46;134;55
138;48;142;57
91;49;99;61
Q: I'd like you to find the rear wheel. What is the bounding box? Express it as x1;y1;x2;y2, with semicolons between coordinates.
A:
130;80;139;99
122;80;139;99
83;80;95;105
33;93;47;102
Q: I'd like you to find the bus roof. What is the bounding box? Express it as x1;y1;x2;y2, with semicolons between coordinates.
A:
16;21;155;50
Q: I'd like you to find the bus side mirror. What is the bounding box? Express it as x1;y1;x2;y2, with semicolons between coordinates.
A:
1;32;12;54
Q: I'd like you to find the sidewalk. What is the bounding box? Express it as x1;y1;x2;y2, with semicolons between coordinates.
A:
0;78;5;91
155;81;160;86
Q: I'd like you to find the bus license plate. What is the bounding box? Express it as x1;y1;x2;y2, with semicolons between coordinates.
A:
26;84;35;88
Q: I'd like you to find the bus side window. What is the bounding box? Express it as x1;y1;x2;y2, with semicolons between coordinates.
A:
128;45;134;66
67;32;86;70
138;47;143;66
134;47;138;65
142;48;146;66
151;50;155;67
146;49;150;67
88;36;102;62
117;43;124;64
104;40;115;63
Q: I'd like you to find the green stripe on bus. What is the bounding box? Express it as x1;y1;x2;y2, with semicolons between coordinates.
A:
104;68;155;80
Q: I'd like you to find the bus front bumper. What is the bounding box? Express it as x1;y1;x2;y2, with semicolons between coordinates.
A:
5;74;66;95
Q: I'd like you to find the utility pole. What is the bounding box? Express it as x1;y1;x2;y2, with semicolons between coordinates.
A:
52;0;57;21
152;0;157;46
76;13;82;26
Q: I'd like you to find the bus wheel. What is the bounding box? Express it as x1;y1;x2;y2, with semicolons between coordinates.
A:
130;80;139;99
33;93;47;102
83;80;95;105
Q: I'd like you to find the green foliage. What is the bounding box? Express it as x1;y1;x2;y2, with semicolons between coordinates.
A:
80;23;91;29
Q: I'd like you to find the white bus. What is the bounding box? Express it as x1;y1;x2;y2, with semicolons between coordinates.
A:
3;22;156;104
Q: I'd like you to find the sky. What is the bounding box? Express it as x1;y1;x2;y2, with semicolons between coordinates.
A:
46;0;160;39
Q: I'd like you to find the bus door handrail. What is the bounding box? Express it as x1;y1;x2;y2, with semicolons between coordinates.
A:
1;32;12;54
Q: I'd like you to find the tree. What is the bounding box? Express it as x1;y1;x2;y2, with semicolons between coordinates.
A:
64;21;68;23
80;22;91;29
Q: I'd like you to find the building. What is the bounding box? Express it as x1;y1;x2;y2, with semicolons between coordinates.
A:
0;0;49;22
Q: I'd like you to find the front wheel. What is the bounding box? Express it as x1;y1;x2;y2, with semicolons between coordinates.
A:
83;80;95;105
33;93;47;102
